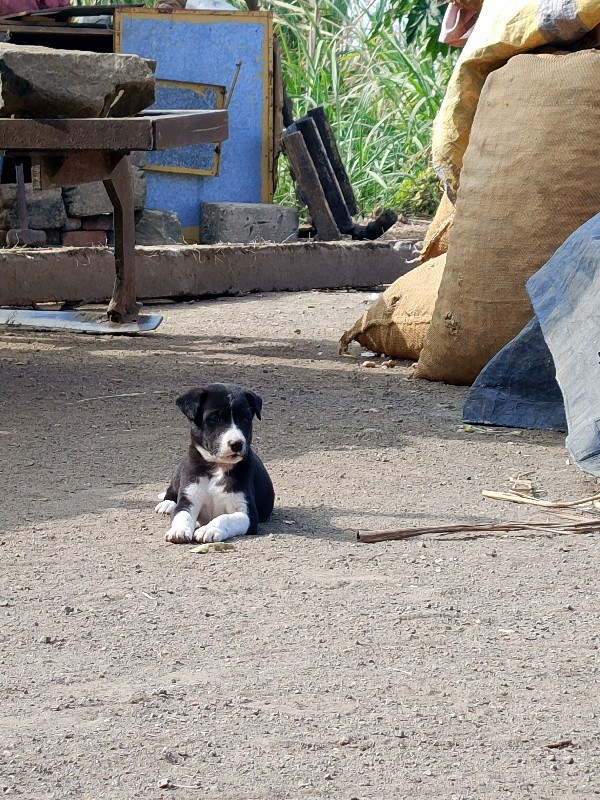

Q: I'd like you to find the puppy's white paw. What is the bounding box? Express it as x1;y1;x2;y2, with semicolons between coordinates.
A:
155;499;176;515
165;524;194;543
194;524;226;543
157;491;166;501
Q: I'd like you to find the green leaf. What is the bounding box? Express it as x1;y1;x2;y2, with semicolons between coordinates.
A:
189;544;210;554
213;542;235;552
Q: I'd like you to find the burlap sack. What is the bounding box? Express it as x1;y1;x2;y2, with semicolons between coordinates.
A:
416;51;600;385
419;191;455;263
339;254;446;360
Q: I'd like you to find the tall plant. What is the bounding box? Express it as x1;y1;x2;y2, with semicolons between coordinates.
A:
262;0;456;214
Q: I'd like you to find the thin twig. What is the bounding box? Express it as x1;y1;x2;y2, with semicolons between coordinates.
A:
483;489;600;509
77;392;146;403
356;518;600;543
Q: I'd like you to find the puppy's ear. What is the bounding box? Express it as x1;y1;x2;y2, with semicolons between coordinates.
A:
176;388;207;423
245;390;262;420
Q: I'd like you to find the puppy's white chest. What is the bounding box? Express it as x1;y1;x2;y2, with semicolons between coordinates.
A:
198;470;247;525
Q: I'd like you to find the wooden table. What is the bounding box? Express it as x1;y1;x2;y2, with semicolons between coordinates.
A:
0;109;228;323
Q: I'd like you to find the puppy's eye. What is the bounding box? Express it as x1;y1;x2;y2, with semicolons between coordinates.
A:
206;413;222;424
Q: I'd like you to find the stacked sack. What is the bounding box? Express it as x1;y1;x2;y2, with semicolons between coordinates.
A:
416;50;600;383
339;183;453;361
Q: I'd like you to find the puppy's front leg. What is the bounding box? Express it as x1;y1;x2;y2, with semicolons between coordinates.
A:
196;511;250;543
165;482;207;544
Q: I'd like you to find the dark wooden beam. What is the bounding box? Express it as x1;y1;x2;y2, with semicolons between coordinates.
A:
282;130;341;241
307;106;358;216
293;117;353;233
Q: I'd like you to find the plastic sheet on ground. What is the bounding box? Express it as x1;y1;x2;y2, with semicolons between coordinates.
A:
462;318;566;432
527;212;600;475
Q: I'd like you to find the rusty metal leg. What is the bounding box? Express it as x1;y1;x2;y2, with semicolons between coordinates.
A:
103;154;140;323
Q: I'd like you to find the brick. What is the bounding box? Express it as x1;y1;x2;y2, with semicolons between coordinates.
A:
62;230;107;247
81;215;113;231
200;202;299;244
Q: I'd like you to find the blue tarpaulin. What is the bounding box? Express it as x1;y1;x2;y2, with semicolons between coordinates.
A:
527;211;600;476
462;317;567;432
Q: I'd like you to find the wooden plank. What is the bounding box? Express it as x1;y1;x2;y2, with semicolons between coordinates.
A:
152;110;228;151
282;130;341;241
293;117;353;234
0;111;228;152
0;117;154;152
104;155;139;323
306;107;359;216
0;24;111;37
32;152;117;190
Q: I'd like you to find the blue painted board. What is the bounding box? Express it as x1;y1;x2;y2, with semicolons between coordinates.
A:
116;10;272;241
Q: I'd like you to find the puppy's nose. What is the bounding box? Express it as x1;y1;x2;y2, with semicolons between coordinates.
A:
229;440;244;453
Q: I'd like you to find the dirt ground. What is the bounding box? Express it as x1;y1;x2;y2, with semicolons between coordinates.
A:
1;290;598;800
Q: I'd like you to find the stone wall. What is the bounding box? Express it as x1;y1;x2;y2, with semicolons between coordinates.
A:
0;165;183;247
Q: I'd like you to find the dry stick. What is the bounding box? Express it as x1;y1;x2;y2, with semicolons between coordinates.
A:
483;489;600;508
356;519;600;543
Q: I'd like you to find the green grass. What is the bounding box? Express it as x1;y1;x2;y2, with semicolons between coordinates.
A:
83;0;456;215
264;0;456;215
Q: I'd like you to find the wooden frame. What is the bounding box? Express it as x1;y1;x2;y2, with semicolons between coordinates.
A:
144;78;226;177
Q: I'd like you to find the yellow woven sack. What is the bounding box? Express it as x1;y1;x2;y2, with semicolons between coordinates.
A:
433;0;600;197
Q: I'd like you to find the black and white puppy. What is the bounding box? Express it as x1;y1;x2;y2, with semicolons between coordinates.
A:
156;383;274;544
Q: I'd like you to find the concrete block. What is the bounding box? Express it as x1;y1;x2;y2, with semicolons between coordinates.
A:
135;209;182;245
63;167;146;217
200;202;299;244
62;230;107;247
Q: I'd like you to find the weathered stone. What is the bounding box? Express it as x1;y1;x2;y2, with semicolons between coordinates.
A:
0;187;67;230
45;230;61;246
0;43;155;119
0;184;16;209
200;202;299;244
61;217;82;232
26;190;67;230
130;151;148;168
0;209;15;230
7;228;46;247
135;209;183;245
63;168;146;217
